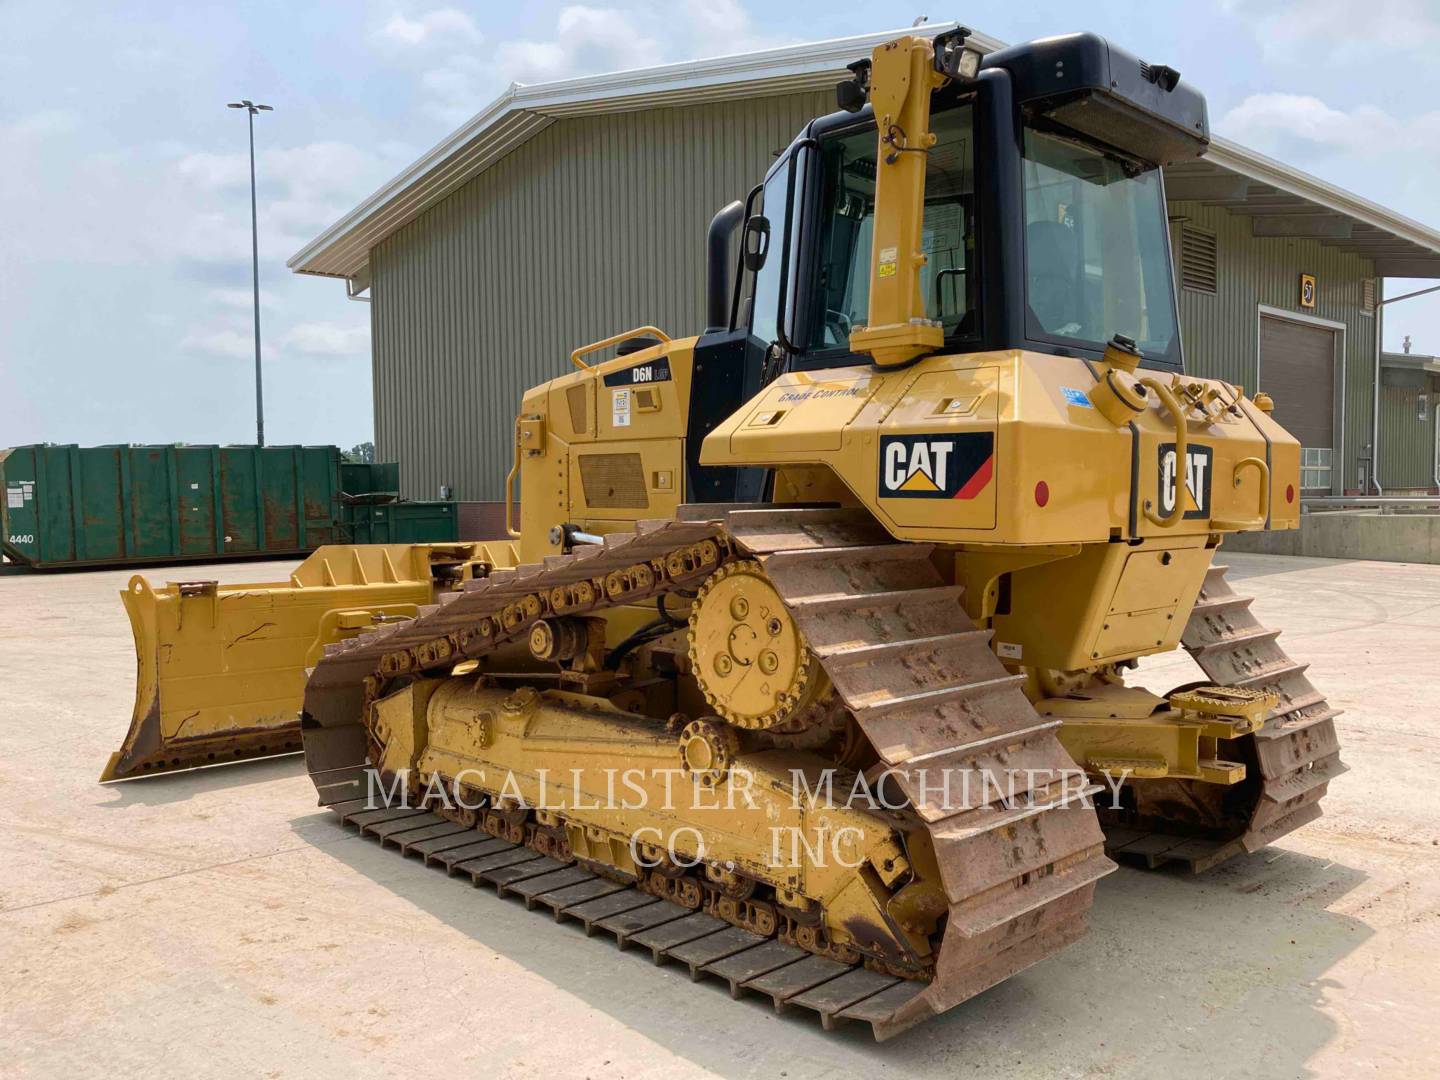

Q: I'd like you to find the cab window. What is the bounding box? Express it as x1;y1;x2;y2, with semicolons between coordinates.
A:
806;104;978;354
1021;126;1178;362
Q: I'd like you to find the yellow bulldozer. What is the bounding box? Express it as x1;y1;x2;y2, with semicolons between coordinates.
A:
108;29;1343;1039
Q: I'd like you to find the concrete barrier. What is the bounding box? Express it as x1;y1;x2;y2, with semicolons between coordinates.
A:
1223;511;1440;563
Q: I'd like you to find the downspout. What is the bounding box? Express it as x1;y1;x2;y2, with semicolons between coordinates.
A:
1428;394;1440;492
1372;279;1383;495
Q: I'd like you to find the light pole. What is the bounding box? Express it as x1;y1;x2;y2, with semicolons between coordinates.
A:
227;99;272;446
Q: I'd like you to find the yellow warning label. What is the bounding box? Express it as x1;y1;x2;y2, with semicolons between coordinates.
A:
877;245;898;278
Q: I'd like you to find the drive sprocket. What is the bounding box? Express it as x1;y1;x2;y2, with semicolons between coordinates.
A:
686;559;827;729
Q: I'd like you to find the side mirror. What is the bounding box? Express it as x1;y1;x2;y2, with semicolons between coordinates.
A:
742;215;771;272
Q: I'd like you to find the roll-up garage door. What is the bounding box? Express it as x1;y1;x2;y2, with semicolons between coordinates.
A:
1259;315;1337;492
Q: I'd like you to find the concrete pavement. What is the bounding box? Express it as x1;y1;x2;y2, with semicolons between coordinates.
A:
3;551;1438;1078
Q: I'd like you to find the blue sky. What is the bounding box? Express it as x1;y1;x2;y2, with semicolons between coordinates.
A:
4;0;1439;450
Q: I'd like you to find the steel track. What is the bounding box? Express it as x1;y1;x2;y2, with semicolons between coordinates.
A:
302;507;1113;1040
1102;561;1347;871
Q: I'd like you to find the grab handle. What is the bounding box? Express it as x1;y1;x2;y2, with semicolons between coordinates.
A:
1140;376;1193;528
503;416;522;538
1212;456;1271;532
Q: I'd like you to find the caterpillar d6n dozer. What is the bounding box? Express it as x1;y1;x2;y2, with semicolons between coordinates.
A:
126;28;1346;1039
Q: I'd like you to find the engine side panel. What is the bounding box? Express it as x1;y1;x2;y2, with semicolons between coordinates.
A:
701;349;1300;545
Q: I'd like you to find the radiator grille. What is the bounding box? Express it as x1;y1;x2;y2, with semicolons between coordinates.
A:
578;453;649;509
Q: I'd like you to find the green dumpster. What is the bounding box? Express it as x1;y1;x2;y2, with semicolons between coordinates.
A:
0;444;341;569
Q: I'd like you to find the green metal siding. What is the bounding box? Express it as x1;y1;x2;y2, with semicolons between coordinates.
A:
370;91;832;501
1169;200;1377;493
1379;381;1438;491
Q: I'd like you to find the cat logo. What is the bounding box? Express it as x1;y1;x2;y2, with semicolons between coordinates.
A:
878;432;995;499
1157;442;1213;519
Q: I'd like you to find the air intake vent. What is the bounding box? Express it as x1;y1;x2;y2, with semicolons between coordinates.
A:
1180;225;1218;294
578;453;649;509
566;384;589;433
1362;277;1376;317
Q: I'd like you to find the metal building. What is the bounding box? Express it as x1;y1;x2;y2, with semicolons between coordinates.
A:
290;24;1440;505
1379;347;1440;492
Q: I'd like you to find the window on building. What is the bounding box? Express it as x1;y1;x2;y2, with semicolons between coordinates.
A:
1301;447;1332;491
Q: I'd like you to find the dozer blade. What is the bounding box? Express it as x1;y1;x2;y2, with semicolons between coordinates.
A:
102;542;517;782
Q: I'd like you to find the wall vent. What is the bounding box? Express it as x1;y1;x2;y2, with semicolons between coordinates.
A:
1180;225;1218;294
1361;277;1376;317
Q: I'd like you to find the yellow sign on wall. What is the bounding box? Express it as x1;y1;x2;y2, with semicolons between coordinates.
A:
1300;273;1317;309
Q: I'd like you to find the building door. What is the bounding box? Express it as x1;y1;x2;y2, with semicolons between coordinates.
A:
1259;313;1339;494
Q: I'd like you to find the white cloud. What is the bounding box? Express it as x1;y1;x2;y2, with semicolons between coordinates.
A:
408;2;789;125
1221;0;1440;60
420;54;490;126
178;141;382;196
182;328;254;360
1219;93;1440;227
281;321;370;356
176;150;249;189
498;6;665;85
674;0;781;56
376;8;480;47
209;287;278;309
1221;94;1399;156
5;110;79;139
1221;93;1440;168
162;139;413;266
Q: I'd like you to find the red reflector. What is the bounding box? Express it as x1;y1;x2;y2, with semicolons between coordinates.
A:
1286;484;1295;504
1035;480;1050;507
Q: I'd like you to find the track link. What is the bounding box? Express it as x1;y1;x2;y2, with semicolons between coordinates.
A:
1103;562;1347;871
302;507;1113;1039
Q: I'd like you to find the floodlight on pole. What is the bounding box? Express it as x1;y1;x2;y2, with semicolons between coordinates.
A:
227;99;273;445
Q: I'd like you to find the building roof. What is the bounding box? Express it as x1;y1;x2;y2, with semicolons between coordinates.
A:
1383;351;1440;376
288;22;1440;284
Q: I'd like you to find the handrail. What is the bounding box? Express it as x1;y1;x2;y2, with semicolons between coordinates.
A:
729;182;764;332
1140;376;1193;528
1212;457;1271;532
570;326;671;371
503;416;522;538
1302;495;1440;508
772;137;819;357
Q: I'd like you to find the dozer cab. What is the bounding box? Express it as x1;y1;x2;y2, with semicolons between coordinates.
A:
114;29;1343;1039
